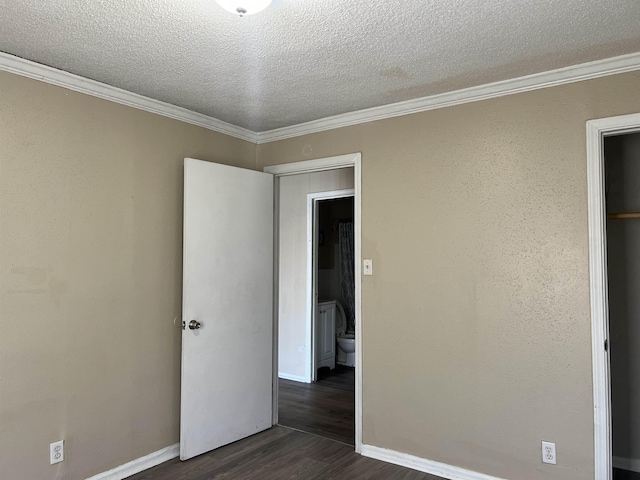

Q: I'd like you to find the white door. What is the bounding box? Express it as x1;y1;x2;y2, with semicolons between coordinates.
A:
180;158;274;461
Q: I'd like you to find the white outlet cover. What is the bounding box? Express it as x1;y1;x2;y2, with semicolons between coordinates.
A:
541;441;556;465
50;440;64;465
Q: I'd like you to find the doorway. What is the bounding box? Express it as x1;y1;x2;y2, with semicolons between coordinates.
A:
264;153;363;451
606;132;640;480
311;191;355;381
179;154;362;461
281;191;355;444
588;113;640;480
272;171;355;445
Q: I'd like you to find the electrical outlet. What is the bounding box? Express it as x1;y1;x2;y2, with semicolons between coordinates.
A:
50;440;64;465
542;441;556;465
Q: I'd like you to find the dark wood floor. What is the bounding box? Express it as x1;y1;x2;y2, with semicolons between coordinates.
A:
615;468;640;479
127;426;439;480
130;364;636;480
278;365;355;445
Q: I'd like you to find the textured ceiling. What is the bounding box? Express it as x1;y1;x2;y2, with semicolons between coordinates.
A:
1;0;640;132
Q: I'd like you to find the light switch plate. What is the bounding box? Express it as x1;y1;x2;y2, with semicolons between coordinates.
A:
363;259;373;276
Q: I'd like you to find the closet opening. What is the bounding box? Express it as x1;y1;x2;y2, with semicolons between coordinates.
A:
606;132;640;480
588;113;640;480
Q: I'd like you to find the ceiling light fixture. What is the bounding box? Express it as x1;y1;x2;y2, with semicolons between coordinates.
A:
215;0;272;16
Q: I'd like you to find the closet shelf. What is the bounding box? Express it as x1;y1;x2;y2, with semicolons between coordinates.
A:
607;213;640;219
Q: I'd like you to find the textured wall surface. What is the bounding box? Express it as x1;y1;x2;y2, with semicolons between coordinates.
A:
278;169;354;380
1;0;640;130
0;70;256;480
4;60;640;480
258;70;640;480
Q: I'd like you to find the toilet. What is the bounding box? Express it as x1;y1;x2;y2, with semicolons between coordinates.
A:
335;301;356;367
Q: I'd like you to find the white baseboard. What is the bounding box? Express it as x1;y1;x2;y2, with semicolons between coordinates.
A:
86;443;179;480
278;372;308;383
613;456;640;473
361;444;505;480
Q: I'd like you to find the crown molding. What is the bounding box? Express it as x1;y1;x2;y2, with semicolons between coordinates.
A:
0;52;258;143
255;51;640;144
3;51;640;146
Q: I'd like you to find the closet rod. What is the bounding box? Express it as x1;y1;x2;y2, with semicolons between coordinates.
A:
607;213;640;219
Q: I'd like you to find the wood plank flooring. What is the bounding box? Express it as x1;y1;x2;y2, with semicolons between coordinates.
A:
126;426;440;480
126;364;633;480
278;365;355;445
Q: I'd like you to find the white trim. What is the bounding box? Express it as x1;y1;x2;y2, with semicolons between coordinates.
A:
354;155;362;452
306;189;355;383
86;444;179;480
0;52;257;143
5;50;640;147
306;188;355;201
277;372;308;383
361;445;505;480
587;112;640;480
272;176;281;425
308;193;318;383
267;153;363;453
613;456;640;473
264;154;361;175
256;52;640;143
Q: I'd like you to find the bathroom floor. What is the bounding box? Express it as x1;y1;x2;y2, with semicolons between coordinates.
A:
278;365;355;445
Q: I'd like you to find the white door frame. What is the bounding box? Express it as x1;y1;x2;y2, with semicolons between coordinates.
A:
587;113;640;480
264;152;363;453
308;189;355;383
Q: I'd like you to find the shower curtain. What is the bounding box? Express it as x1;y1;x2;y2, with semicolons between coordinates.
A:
339;221;355;331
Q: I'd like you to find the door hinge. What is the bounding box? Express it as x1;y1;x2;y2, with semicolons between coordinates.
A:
604;339;608;352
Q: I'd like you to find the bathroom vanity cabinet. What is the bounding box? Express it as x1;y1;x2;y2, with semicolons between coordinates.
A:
316;301;336;374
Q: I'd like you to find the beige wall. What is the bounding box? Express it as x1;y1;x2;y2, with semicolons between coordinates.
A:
259;71;640;480
0;70;256;479
278;169;354;380
5;62;640;480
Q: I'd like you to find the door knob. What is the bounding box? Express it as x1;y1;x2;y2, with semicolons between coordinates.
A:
188;320;201;330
